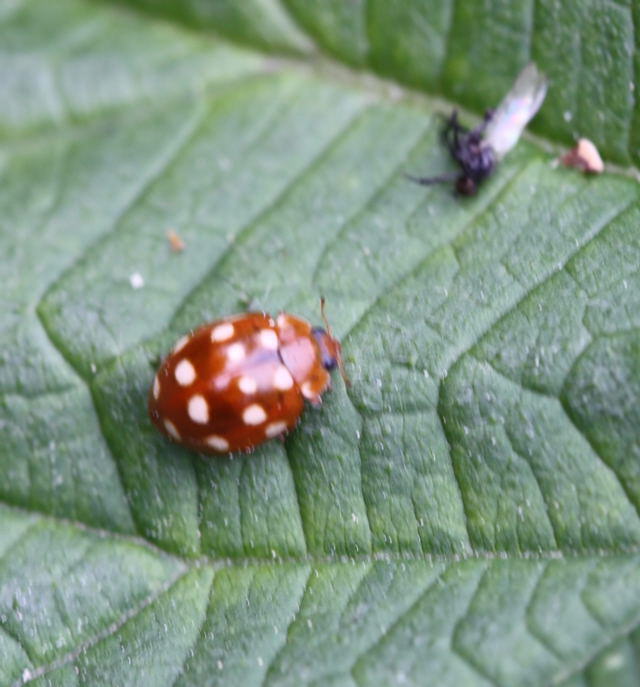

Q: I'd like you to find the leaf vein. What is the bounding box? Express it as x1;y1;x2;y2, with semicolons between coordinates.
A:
13;566;190;687
450;563;502;687
163;103;371;336
260;565;313;687
5;500;640;565
168;567;217;687
349;562;448;681
522;561;565;660
473;356;640;529
341;157;533;345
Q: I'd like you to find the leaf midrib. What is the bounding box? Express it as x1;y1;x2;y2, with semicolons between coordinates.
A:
4;502;640;568
99;0;640;176
7;520;640;687
6;0;639;181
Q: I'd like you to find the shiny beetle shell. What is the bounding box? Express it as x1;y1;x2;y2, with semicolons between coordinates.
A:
148;312;341;454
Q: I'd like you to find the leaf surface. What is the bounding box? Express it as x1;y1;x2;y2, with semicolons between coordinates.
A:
1;1;639;685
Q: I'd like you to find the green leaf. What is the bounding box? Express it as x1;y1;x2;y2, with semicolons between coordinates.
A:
1;1;639;685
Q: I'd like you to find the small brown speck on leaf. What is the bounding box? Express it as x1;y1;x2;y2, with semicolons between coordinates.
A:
166;229;185;252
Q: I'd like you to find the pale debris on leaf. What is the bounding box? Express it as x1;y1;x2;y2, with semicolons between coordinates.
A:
166;228;185;252
561;138;604;174
129;272;144;289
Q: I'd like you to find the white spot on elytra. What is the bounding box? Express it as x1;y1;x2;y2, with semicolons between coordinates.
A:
153;375;160;399
301;381;315;399
259;329;279;350
173;335;189;353
227;342;245;362
243;403;267;425
206;435;229;452
238;375;257;394
214;375;229;391
164;419;180;439
266;421;287;438
129;272;144;289
273;365;293;390
276;313;290;329
188;395;209;424
211;322;234;342
174;359;196;386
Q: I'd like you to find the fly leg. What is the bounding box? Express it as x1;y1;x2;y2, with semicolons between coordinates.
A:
404;172;460;186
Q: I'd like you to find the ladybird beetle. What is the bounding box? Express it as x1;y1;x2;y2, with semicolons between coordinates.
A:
148;301;345;454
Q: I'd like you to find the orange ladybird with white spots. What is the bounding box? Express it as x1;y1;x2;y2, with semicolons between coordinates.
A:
148;308;344;454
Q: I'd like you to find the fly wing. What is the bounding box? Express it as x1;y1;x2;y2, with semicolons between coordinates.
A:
483;63;548;159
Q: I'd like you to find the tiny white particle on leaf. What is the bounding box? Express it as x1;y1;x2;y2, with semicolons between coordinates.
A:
603;652;624;670
129;272;144;289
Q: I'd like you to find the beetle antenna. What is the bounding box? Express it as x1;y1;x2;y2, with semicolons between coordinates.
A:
320;297;351;387
319;297;330;331
404;172;459;186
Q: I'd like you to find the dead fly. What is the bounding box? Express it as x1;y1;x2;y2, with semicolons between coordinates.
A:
407;63;548;195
